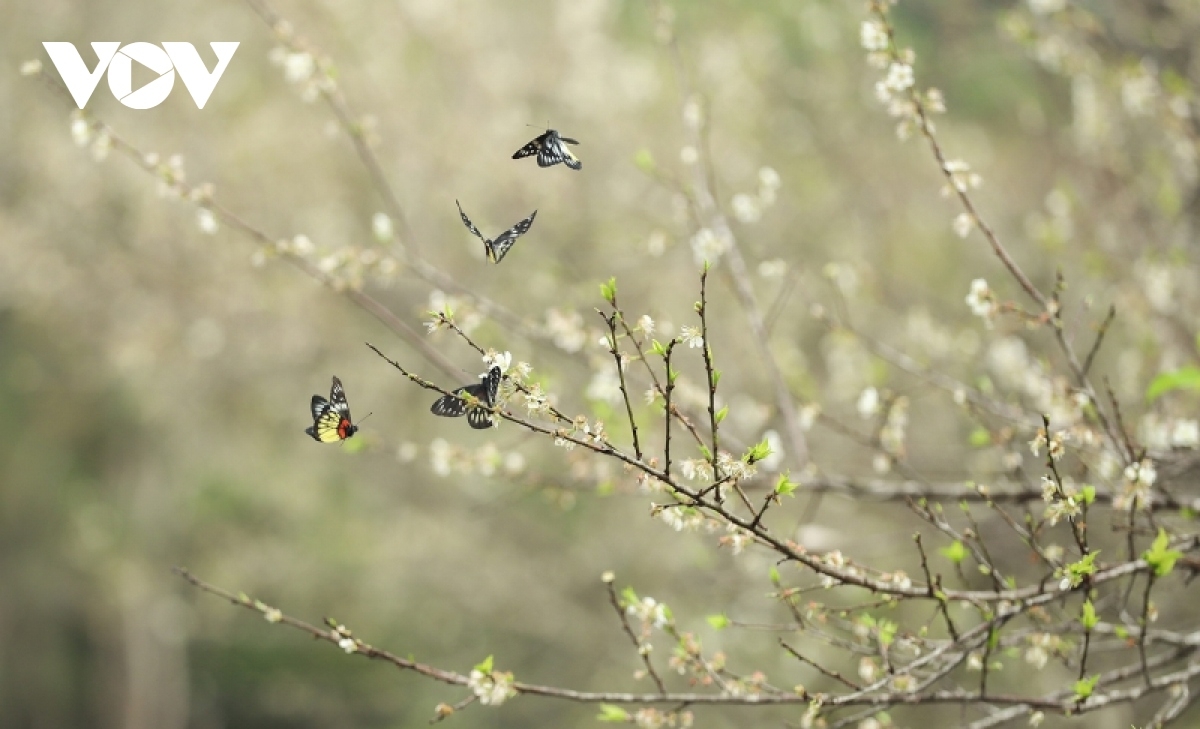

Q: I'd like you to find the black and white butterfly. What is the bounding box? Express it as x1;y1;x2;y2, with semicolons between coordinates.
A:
306;376;359;442
455;201;537;264
512;128;581;170
430;366;502;429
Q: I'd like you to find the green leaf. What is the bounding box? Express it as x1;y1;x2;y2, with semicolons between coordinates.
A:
1073;674;1099;700
633;149;655;173
968;428;992;447
706;613;730;630
698;444;712;461
711;368;722;387
877;618;898;647
744;438;772;464
1142;528;1183;577
774;473;797;497
598;704;631;722
1081;600;1098;630
1080;485;1096;506
341;437;367;454
474;655;494;674
1114;626;1129;640
650;339;667;357
940;541;967;564
715;405;729;424
768;565;781;586
1145;365;1200;402
600;277;618;305
1065;551;1100;588
621;587;639;607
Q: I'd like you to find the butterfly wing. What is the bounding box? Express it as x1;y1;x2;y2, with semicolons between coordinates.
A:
329;377;352;422
536;142;566;168
550;131;581;169
486;210;537;263
511;133;544;160
466;366;503;429
431;383;484;418
455;200;486;242
466;407;494;430
307;399;346;442
310;394;329;421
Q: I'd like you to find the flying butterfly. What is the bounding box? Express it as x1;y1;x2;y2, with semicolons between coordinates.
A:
511;128;582;170
306;376;361;442
430;366;502;429
455;200;537;264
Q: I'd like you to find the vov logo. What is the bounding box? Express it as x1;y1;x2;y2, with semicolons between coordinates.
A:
43;42;239;110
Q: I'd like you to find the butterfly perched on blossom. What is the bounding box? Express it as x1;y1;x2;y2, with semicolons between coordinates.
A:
455;201;537;264
430;366;502;429
511;128;581;170
306;376;359;442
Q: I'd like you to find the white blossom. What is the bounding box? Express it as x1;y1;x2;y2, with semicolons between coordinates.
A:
197;208;219;235
860;20;889;51
953;212;974;238
965;278;998;320
856;387;880;419
372;212;394;242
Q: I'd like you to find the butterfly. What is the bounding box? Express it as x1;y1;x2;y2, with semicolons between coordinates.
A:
455;201;537;264
306;376;359;442
511;128;582;170
430;366;502;429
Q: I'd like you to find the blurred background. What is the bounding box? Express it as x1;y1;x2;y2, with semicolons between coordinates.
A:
2;0;1199;727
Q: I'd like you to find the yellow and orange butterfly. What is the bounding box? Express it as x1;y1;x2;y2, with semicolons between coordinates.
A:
306;376;359;442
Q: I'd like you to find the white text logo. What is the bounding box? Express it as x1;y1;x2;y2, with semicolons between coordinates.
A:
43;42;239;109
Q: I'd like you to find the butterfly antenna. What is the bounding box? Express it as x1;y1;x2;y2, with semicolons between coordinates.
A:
357;411;375;425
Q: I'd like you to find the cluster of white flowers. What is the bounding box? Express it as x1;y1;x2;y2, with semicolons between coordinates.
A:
965;278;998;321
1138;414;1200;450
689;227;732;266
481;349;512;374
467;668;516;706
679;458;715;482
428;438;524;478
586;367;623;404
1041;476;1081;526
1029;426;1066;461
633;708;693;729
721;523;753;555
545;308;587;352
627;595;672;630
729;167;782;224
1024;633;1063;670
1114;458;1157;511
679;325;704;349
942;159;984;196
521;382;551;417
268;45;334;103
652;503;703;531
716;451;757;483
